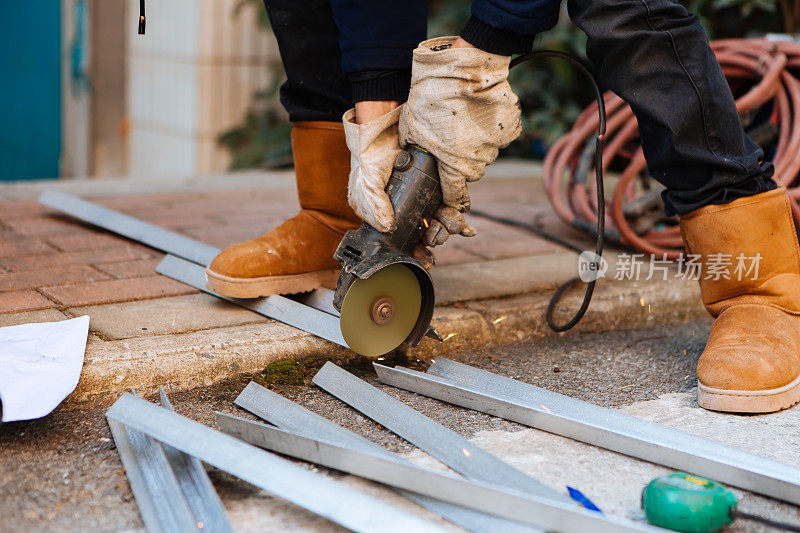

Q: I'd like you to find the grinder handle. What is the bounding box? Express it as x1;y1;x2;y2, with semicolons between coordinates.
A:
383;146;442;255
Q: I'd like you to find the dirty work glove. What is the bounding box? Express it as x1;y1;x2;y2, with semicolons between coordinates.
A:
343;106;402;233
423;206;477;247
400;36;522;245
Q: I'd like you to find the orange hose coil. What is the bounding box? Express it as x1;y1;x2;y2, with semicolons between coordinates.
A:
543;38;800;258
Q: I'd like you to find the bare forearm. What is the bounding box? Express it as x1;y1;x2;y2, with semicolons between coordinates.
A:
354;101;400;124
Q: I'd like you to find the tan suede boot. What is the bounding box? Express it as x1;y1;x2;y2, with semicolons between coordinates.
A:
680;188;800;413
206;121;360;298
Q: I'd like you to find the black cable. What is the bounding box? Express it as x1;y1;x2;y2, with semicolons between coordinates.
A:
469;209;585;254
506;50;607;332
138;0;146;35
732;511;800;532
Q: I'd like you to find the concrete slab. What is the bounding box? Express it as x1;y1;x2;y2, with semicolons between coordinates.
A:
433;252;582;305
72;293;268;340
432;391;800;528
6;323;798;533
63;271;705;406
0;308;70;328
72;322;355;404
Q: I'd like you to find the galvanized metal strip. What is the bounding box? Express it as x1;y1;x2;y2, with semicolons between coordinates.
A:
40;189;340;318
291;288;340;317
158;388;233;533
106;418;197;533
234;381;538;533
106;393;443;533
217;413;663;533
156;255;347;347
376;360;800;506
311;362;569;504
39;189;220;266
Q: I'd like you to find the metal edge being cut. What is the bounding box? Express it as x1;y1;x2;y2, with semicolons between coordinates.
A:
232;381;538;533
106;418;197;533
158;388;233;533
106;393;442;533
38;189;221;267
375;360;800;506
39;189;340;317
311;362;570;505
216;413;664;533
156;255;347;347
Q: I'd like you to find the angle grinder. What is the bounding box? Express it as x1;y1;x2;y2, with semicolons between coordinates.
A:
333;51;613;357
333;146;442;357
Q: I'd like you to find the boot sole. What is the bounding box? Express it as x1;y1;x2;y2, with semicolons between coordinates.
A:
697;374;800;414
205;268;340;298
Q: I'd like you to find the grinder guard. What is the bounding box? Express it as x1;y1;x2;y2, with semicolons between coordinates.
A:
334;146;442;351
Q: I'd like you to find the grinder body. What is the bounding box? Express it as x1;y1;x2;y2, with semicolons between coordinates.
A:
333;146;442;355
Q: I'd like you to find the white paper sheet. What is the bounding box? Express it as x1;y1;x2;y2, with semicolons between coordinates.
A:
0;316;89;422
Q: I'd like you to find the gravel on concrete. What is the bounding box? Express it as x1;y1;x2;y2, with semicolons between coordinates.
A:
3;318;800;533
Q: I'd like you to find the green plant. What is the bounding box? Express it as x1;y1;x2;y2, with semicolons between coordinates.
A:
217;73;293;169
687;0;780;37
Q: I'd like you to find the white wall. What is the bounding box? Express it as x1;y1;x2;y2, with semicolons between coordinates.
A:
126;0;280;179
61;0;92;179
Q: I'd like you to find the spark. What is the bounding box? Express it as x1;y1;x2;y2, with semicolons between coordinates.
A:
443;333;457;341
423;218;429;228
462;448;471;457
648;304;651;313
492;316;507;324
618;384;635;390
639;297;646;306
540;404;551;413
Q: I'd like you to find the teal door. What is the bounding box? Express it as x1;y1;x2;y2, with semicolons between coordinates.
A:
0;1;62;181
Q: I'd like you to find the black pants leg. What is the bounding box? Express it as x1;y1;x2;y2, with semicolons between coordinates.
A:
567;0;777;215
262;0;351;122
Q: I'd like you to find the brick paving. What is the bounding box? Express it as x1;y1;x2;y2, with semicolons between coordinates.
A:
0;168;709;404
0;290;54;314
0;173;575;321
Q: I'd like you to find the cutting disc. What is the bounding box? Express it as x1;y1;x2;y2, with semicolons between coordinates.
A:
340;264;422;357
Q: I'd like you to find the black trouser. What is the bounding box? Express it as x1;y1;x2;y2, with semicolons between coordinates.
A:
262;0;777;215
567;0;775;215
262;0;351;122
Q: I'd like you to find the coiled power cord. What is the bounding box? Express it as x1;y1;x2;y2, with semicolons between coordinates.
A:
472;50;608;332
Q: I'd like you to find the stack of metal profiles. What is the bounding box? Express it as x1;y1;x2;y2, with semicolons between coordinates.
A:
106;383;662;532
105;361;800;531
43;190;800;529
372;359;800;507
106;392;445;532
107;388;233;533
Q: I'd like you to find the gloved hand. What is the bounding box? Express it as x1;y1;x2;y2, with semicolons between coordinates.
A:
343;106;403;233
423;206;476;247
400;36;522;245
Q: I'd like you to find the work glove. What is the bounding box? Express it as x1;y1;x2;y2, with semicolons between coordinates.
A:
343;106;402;233
400;36;522;246
343;106;436;269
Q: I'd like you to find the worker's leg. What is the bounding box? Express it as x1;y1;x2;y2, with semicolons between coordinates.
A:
568;0;800;414
206;0;358;297
262;0;351;121
567;0;776;216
